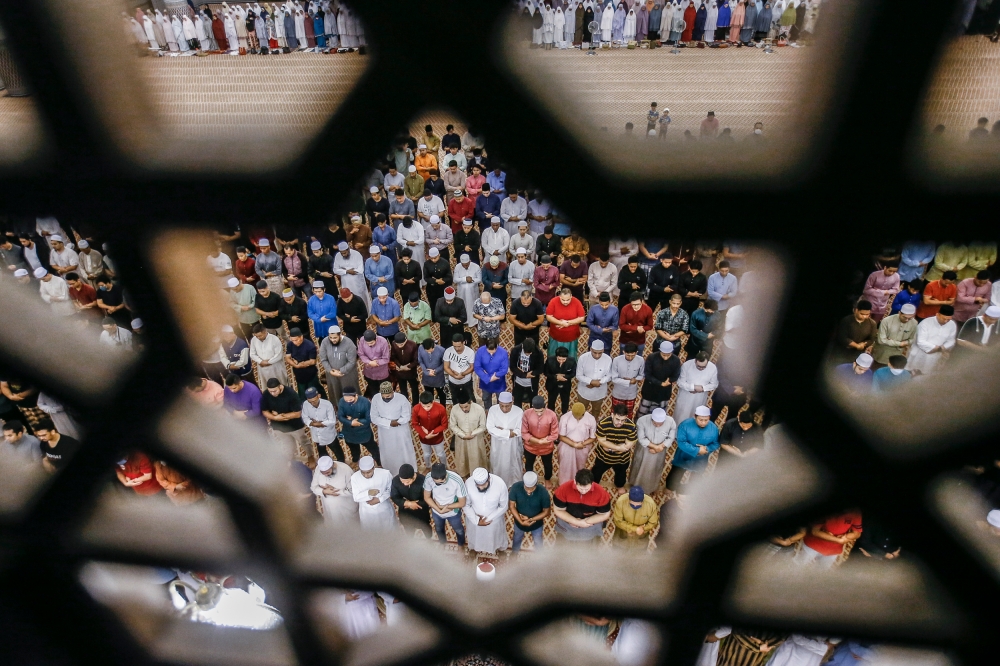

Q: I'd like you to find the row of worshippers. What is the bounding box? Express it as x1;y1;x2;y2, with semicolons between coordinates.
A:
127;1;363;56
519;0;820;48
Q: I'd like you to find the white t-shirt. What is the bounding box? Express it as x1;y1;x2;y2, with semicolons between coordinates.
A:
423;471;467;516
443;346;475;384
207;253;233;273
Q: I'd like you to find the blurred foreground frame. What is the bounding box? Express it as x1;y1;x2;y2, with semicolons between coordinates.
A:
0;0;998;663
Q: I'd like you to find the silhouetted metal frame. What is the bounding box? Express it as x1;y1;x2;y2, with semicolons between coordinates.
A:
0;0;995;664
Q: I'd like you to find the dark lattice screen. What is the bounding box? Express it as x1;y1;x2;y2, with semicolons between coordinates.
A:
0;0;996;665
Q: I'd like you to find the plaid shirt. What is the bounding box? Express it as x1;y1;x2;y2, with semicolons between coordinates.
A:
654;307;689;335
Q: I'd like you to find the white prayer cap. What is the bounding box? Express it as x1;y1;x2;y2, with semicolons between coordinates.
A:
313;280;325;289
472;467;489;483
516;247;527;255
77;239;89;248
454;189;463;196
591;339;605;351
369;245;381;254
13;269;27;277
359;456;376;471
517;221;527;228
499;391;513;403
258;238;270;246
987;306;1000;318
694;406;712;417
282;288;294;297
33;267;47;278
377;287;389;297
310;240;322;250
369;186;379;193
131;318;143;329
856;353;873;369
317;456;334;471
460;253;470;263
351;215;361;221
227;277;240;288
329;325;341;333
988;509;1000;527
664;107;670;113
221;324;234;333
462;219;473;226
430;215;440;224
651;408;667;422
900;303;916;315
523;471;538;487
418;143;427;149
408;165;417;172
337;241;349;251
50;234;63;242
428;247;440;258
659;341;673;354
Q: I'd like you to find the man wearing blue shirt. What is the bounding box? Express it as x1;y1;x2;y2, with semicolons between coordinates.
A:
706;260;739;311
370;287;401;339
487;167;506;197
586;292;619;349
665;406;719;494
474;183;502;228
833;353;874;394
889;279;923;315
474;339;509;408
363;245;395;296
872;355;912;392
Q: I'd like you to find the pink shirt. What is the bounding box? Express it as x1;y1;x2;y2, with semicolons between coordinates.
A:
955;277;992;323
534;265;561;305
862;269;900;317
357;336;391;381
559;411;597;443
465;174;486;202
522;408;559;455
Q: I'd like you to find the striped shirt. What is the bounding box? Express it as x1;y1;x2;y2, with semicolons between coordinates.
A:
717;632;788;666
595;416;638;465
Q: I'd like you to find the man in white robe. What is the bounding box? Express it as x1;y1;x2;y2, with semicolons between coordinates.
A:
628;408;675;492
333;242;371;310
463;467;510;554
396;219;426;270
250;326;288;389
453;255;482;330
608;238;639;271
768;635;838;666
301;387;339;456
350;455;396;531
486;392;525;486
613;618;661;666
481;218;510;259
311;456;359;527
35;268;75;316
508;249;535;302
673;352;718;424
906;305;957;376
369;382;417;477
333;589;380;640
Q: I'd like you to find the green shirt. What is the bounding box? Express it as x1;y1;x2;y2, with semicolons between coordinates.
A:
403;301;434;343
508;481;551;527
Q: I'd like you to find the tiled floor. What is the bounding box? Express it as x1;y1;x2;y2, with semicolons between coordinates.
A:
923;35;1000;139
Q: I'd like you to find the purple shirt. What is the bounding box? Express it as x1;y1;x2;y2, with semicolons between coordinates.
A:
358;335;391;381
834;363;872;393
955;277;991;323
861;269;900;317
223;381;266;427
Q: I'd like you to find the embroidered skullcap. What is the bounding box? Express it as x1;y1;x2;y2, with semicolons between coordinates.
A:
659;341;673;354
428;247;440;257
377;286;389;297
311;241;322;250
856;353;873;369
338;241;349;251
460;254;470;263
317;456;334;471
472;467;489;483
900;303;916;315
652;408;667;422
33;267;47;278
523;471;538;487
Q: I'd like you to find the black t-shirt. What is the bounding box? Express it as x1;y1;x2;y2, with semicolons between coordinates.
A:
260;387;305;432
319;226;347;250
279;296;308;327
43;434;82;470
510;298;545;326
396;259;422;289
255;292;283;329
338;296;369;335
97;283;124;307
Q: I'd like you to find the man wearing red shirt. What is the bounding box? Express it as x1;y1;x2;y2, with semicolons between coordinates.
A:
618;292;655;354
552;468;611;542
447;191;475;234
411;391;448;468
916;271;957;320
234;246;258;285
65;272;101;321
521;396;560;487
546;288;586;359
796;510;862;567
115;452;162;496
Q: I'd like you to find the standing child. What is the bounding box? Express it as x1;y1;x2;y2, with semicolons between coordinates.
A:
646;102;660;133
658;108;671;140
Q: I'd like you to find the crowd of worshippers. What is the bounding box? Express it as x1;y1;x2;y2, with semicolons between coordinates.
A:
830;240;1000;394
125;2;365;56
515;0;821;49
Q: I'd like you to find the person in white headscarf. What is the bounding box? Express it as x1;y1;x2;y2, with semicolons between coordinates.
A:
311;456;360;527
660;0;675;39
623;7;637;40
463;467;510;554
453;255;482;330
171;16;189;52
554;6;567;47
350;456;396;531
601;0;615;41
704;0;718;41
486;392;525;486
224;10;240;50
542;4;556;48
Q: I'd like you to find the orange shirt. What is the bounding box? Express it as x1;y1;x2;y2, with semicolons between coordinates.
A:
414;153;438;181
916;280;956;319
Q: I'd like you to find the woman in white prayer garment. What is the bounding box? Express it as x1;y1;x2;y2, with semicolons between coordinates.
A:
463;468;510;554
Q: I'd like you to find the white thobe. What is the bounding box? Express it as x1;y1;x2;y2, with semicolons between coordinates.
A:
35;217;67;241
486;405;525;486
39;277;74;316
351;468;396;531
78;250;104;285
906;317;957;375
250;333;287;388
673;360;719;424
500;197;529;237
311;463;359;527
694;628;732;666
588;262;619;299
334;250;371;310
481;227;510;258
453;263;482;329
397;223;425;269
608;238;639;271
302;398;338;446
462;474;510;553
508;260;535;301
575;352;612;401
509;232;535;258
36;392;82;439
769;635;831;666
613;619;660;666
333;590;380;640
370;393;417;477
49;247;79;272
629;414;676;491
